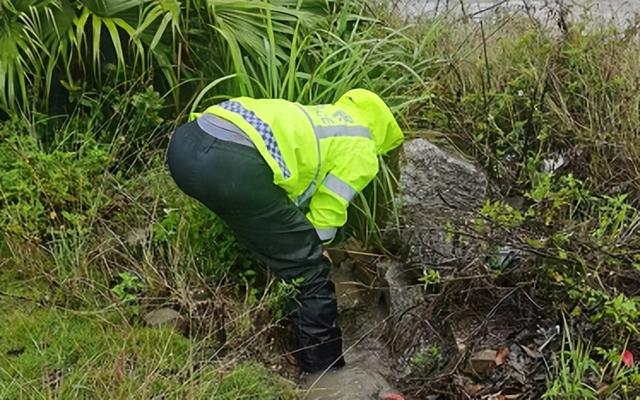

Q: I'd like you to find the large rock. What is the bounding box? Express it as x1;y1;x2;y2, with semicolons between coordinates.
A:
393;138;487;274
378;139;487;368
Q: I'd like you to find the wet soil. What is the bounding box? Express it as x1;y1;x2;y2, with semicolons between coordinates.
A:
301;253;560;400
301;257;395;399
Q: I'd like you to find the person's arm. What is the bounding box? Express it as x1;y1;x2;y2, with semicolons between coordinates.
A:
306;142;379;243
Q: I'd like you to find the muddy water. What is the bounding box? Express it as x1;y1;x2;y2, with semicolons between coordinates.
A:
398;0;637;22
301;260;395;400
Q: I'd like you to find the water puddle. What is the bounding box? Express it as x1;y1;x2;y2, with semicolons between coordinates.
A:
301;258;398;400
396;0;637;26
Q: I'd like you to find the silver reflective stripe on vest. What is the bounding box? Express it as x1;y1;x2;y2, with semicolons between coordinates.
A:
197;114;255;148
323;173;357;202
314;125;371;139
294;105;321;207
316;227;337;242
293;105;371;207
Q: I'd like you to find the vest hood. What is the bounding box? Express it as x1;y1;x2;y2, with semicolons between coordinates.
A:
336;89;404;155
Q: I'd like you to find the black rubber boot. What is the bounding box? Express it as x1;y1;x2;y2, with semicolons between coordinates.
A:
291;270;346;372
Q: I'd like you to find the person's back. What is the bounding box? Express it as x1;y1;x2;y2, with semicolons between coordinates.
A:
167;88;403;373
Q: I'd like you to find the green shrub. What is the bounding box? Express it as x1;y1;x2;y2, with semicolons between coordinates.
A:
0;121;112;239
402;12;640;362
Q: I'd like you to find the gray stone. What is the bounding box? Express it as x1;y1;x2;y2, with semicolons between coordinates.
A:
143;308;185;330
375;139;487;373
395;138;487;272
468;349;498;376
377;259;423;319
333;259;372;312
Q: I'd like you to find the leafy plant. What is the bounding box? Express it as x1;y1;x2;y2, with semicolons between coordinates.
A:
0;123;111;238
263;277;303;321
599;294;640;336
409;344;444;374
544;317;640;399
0;0;338;112
418;269;441;290
544;330;599;399
111;271;144;304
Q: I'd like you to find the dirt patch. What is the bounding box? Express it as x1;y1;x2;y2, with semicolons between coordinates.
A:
392;265;560;399
329;252;560;399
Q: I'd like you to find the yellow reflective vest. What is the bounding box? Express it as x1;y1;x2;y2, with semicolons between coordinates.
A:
196;89;404;242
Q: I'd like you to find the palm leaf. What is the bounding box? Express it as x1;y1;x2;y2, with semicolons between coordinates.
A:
0;12;42;110
79;0;145;17
206;0;322;60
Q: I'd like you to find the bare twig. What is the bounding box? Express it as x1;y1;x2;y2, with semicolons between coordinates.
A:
463;286;520;341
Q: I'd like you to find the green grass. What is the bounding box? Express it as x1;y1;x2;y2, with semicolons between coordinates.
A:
543;317;640;399
0;299;295;399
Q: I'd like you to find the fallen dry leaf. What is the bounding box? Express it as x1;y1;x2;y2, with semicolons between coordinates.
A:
495;346;510;366
467;383;485;396
470;349;498;375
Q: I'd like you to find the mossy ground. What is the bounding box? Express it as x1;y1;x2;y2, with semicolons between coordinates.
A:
0;271;296;399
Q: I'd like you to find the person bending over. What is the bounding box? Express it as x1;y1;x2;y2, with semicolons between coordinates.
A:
166;89;404;373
